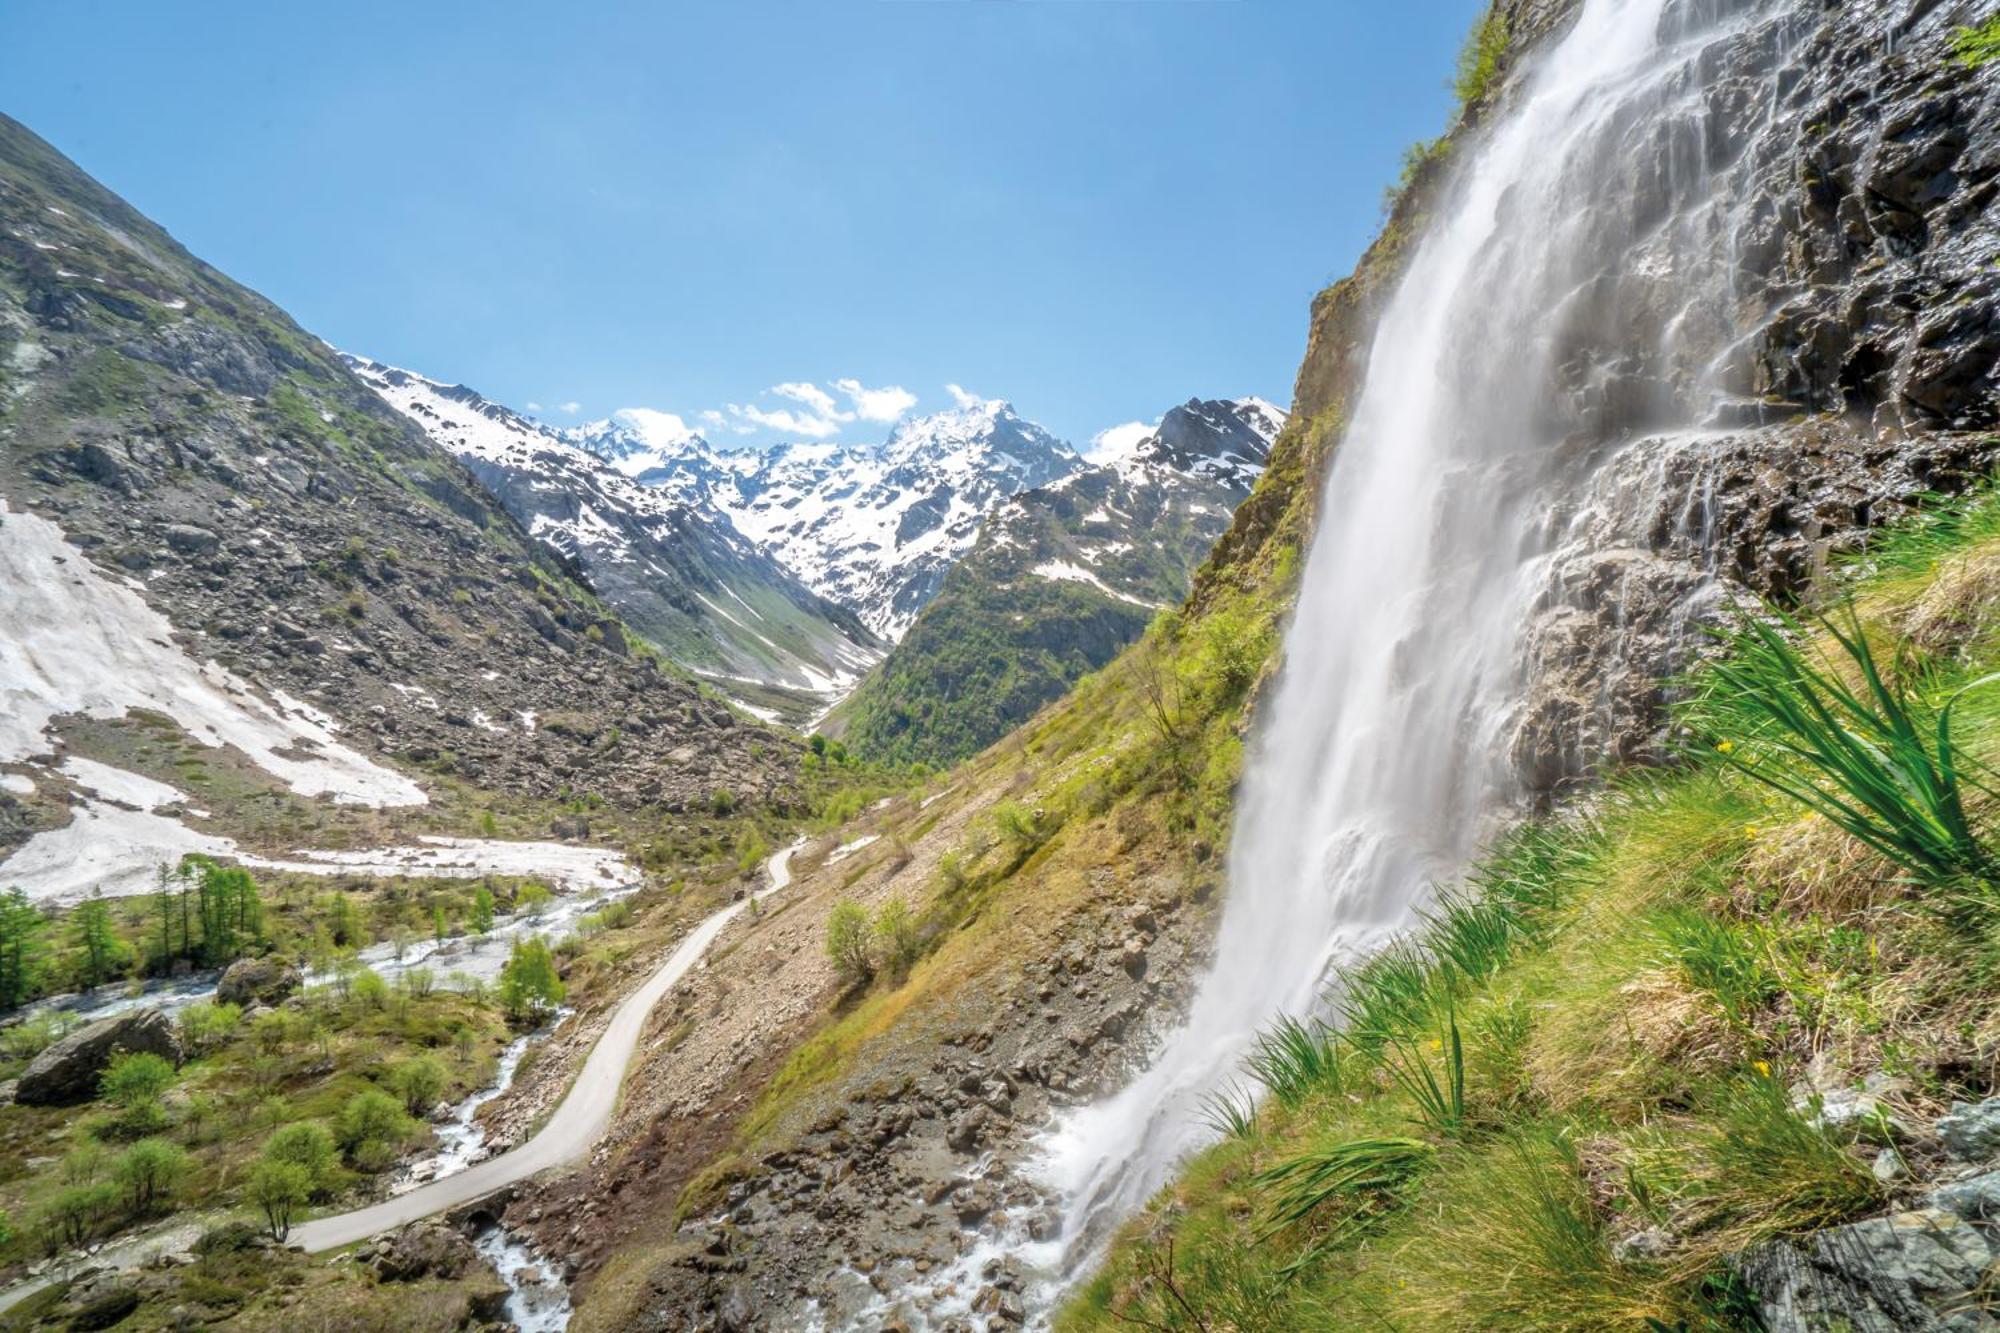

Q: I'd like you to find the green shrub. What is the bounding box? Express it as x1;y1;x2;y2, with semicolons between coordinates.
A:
498;935;564;1022
337;1089;413;1167
262;1120;338;1195
351;967;389;1010
33;1181;117;1251
873;896;921;976
245;1160;310;1242
1953;17;2000;69
179;1000;242;1054
389;1056;448;1117
114;1138;188;1213
825;901;874;984
1453;10;1511;106
100;1051;175;1110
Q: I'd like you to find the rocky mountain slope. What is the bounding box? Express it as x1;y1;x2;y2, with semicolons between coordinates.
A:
344;358;883;725
0;113;796;827
587;397;1085;641
831;397;1285;766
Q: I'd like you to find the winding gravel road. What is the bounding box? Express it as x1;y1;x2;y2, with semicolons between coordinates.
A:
0;843;798;1313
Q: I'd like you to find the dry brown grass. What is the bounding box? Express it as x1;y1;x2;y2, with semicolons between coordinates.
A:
1901;545;2000;655
1526;968;1744;1116
1741;812;1903;918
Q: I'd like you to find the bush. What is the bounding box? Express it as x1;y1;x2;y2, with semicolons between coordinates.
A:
337;1089;413;1167
179;1000;242;1054
100;1051;175;1111
1453;10;1511;106
825;901;874;984
498;935;564;1022
262;1120;338;1195
874;897;921;976
516;883;554;919
34;1181;116;1251
390;1056;448;1117
246;1160;310;1242
115;1138;188;1213
351;967;389;1010
1;1011;75;1063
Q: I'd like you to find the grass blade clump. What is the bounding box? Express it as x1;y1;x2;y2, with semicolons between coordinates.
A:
1253;1136;1435;1238
1246;1015;1346;1107
1691;603;1997;886
1681;1071;1882;1245
1199;1081;1259;1142
1655;908;1777;1027
1382;1008;1467;1137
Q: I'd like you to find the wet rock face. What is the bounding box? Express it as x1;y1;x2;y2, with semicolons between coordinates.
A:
15;1008;181;1106
1503;0;2000;794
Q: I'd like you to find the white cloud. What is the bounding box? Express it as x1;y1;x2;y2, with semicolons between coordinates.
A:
610;407;698;448
557;401;582;415
727;403;843;439
1087;419;1157;464
832;378;916;423
772;381;845;419
525;401;543;413
945;383;985;410
702;408;755;437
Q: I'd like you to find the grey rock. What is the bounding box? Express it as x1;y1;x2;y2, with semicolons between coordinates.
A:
215;956;302;1008
15;1008;181;1106
1739;1208;1998;1333
1937;1099;2000;1162
163;523;219;556
366;1220;477;1282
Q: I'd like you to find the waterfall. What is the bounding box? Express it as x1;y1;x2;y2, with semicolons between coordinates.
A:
1045;0;1804;1267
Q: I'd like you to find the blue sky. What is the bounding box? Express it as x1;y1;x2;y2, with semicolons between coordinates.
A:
4;2;1482;451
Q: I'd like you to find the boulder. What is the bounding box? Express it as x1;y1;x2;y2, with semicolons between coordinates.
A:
1738;1208;1994;1333
15;1008;180;1106
366;1220;478;1282
216;956;302;1008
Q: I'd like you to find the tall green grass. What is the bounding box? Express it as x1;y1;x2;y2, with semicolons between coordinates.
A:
1253;1135;1433;1241
1690;604;1998;886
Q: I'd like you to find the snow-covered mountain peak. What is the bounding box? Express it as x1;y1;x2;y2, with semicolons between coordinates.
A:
561;410;712;480
1108;396;1287;490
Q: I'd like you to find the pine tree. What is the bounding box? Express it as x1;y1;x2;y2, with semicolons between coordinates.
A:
0;887;50;1008
68;892;125;992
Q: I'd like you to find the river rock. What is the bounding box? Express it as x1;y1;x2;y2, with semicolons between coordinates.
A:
216;956;302;1007
367;1220;479;1282
15;1008;180;1106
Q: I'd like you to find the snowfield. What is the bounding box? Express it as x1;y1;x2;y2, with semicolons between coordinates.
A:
0;498;426;806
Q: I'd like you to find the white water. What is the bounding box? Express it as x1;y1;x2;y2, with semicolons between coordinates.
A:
1047;0;1789;1267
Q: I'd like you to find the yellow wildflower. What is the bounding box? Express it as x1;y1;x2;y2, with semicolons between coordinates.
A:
1427;1038;1443;1053
1744;824;1760;840
1754;1060;1771;1077
1717;740;1735;754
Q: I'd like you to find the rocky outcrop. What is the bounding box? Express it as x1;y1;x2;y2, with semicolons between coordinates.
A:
15;1008;180;1106
215;956;302;1008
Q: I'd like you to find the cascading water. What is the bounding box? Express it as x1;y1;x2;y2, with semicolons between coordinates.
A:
1045;0;1809;1269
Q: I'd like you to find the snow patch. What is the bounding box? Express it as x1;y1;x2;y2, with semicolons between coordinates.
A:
0;499;426;807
